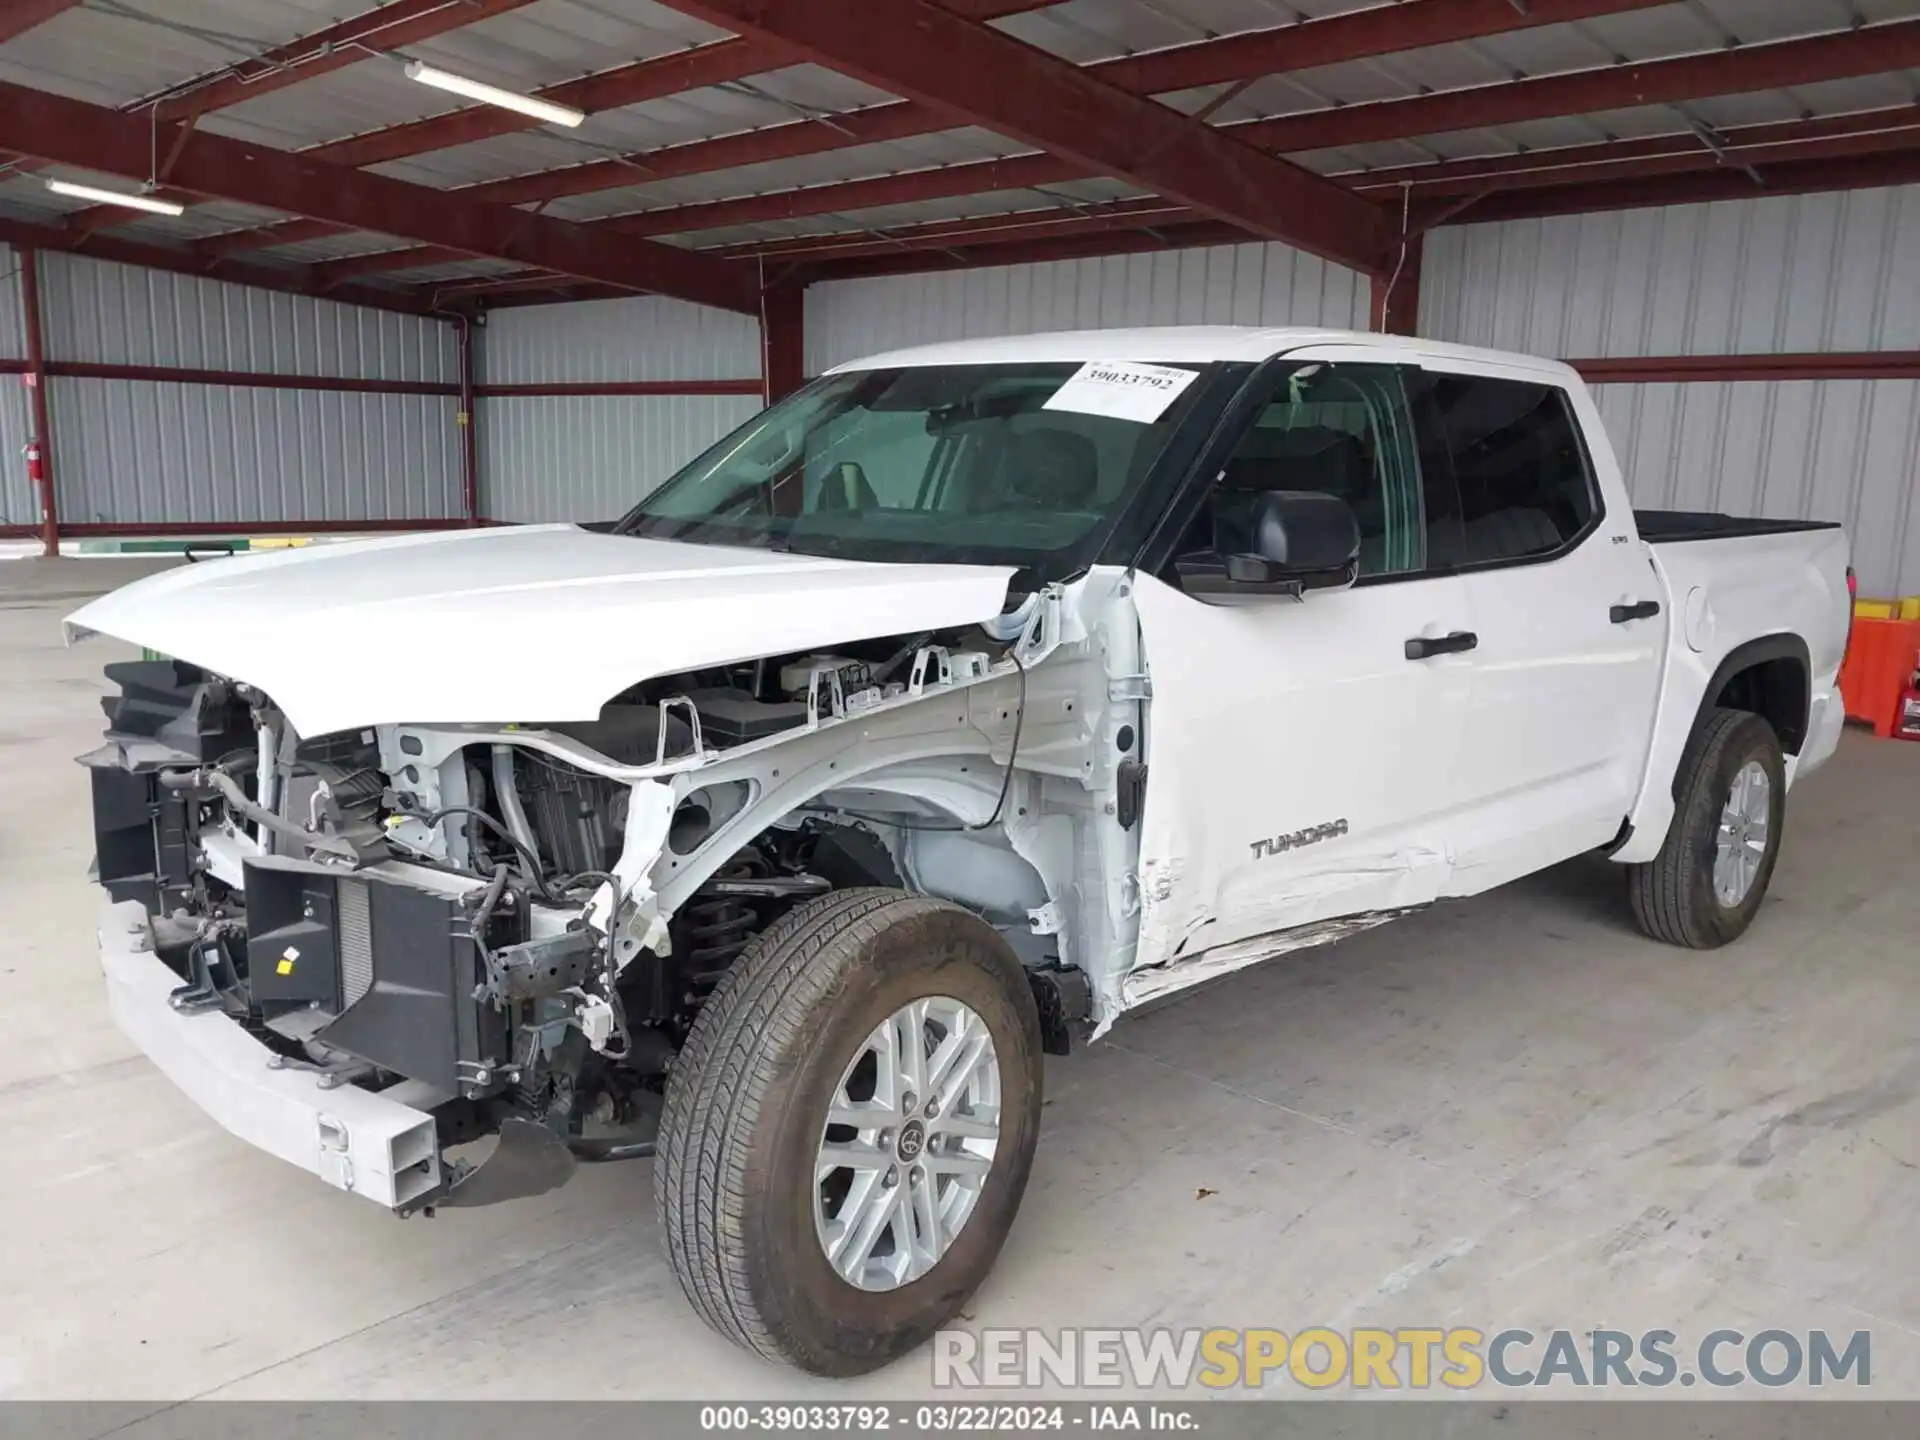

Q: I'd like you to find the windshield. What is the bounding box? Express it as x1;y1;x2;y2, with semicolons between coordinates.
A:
616;360;1222;570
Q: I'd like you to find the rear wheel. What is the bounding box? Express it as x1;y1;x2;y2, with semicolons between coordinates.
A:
656;888;1043;1375
1628;707;1786;948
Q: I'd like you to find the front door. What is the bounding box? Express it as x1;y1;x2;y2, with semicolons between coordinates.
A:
1128;357;1473;1005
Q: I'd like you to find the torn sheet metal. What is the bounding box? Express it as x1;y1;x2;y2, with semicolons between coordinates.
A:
1122;909;1417;1008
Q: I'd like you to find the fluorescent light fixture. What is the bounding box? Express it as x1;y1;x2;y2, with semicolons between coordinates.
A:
404;61;585;127
45;178;186;216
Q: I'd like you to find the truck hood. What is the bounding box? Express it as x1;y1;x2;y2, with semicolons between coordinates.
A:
65;525;1018;738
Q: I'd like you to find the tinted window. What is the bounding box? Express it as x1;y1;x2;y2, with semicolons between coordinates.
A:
620;361;1217;573
1420;375;1594;565
1189;363;1425;578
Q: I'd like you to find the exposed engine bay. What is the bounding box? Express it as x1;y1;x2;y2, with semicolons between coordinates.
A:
81;579;1136;1210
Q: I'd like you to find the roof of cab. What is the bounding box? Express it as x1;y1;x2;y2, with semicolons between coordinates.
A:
826;327;1578;383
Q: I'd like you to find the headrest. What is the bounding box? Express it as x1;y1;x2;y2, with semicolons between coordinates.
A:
818;461;878;511
1223;426;1364;497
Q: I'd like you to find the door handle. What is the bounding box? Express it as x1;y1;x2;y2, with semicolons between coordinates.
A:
1405;631;1478;660
1610;600;1662;624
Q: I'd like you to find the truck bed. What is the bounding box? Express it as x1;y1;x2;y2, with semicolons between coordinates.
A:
1635;509;1844;544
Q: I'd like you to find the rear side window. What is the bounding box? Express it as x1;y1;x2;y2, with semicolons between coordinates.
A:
1416;374;1596;567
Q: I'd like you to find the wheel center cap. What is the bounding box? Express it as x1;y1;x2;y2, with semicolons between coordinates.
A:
897;1119;926;1162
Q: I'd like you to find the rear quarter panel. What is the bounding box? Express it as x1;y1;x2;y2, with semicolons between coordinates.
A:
1612;524;1852;865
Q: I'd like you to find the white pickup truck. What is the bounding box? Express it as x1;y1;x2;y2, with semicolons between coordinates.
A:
67;327;1851;1375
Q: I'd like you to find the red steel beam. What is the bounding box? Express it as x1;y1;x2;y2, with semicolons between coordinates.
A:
422;269;580;299
805;217;1247;282
315;244;474;286
151;0;541;125
42;361;460;396
18;247;58;557
329;151;1085;282
461;100;945;207
1347;107;1920;195
711;112;1920;267
0;0;81;43
420;200;1196;299
1421;124;1920;204
1237;19;1920;154
1089;0;1671;95
304;37;797;172
1430;144;1920;224
56;0;540;229
649;0;1391;269
475;379;765;396
760;279;805;402
397;0;1677;216
0;80;760;313
612;151;1082;237
441;110;1920;295
456;317;480;525
187;0;1695;265
0;216;438;317
199;1;1059;259
770;138;1920;282
706;197;1193;263
202;0;1059;257
436;21;1920;248
446;214;1248;297
201;217;352;259
1574;352;1920;383
307;0;1051;170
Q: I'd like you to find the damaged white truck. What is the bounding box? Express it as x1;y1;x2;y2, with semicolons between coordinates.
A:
68;327;1852;1375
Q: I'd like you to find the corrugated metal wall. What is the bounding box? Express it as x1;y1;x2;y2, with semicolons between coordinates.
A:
26;253;463;530
476;294;762;522
804;242;1373;373
1593;380;1920;598
1420;186;1920;358
46;381;462;527
480;393;762;524
0;245;32;530
1421;185;1920;598
476;294;760;385
43;253;457;380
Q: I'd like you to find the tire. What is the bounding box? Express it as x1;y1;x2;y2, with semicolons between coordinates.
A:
1628;707;1787;948
656;887;1044;1375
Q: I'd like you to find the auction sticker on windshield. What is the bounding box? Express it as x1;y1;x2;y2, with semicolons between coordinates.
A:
1042;360;1198;423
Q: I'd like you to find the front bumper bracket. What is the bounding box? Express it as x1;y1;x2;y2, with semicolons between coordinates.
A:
97;899;444;1211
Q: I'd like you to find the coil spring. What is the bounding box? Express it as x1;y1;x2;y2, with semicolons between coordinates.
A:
679;860;763;990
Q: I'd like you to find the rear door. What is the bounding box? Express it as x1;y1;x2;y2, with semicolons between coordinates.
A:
1406;364;1666;892
1128;355;1474;997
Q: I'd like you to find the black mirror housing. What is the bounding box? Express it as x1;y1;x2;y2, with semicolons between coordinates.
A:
1177;490;1361;599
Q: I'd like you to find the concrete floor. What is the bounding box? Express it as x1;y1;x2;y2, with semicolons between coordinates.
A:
3;553;1918;1403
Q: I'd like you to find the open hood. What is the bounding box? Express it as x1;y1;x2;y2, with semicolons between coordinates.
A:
66;525;1017;738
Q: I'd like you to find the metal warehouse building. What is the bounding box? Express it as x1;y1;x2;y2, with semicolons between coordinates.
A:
0;0;1915;593
3;0;1920;1408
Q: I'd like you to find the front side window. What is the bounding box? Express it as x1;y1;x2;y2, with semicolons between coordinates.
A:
1172;363;1426;580
617;361;1221;572
1417;374;1597;566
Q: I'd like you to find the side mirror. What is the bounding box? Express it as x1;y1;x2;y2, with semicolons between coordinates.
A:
1176;490;1361;599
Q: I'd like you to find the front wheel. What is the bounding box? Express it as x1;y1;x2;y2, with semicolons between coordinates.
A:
1628;707;1787;948
656;888;1043;1375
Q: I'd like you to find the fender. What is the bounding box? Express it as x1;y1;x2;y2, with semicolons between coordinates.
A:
1612;631;1810;864
1675;633;1812;772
